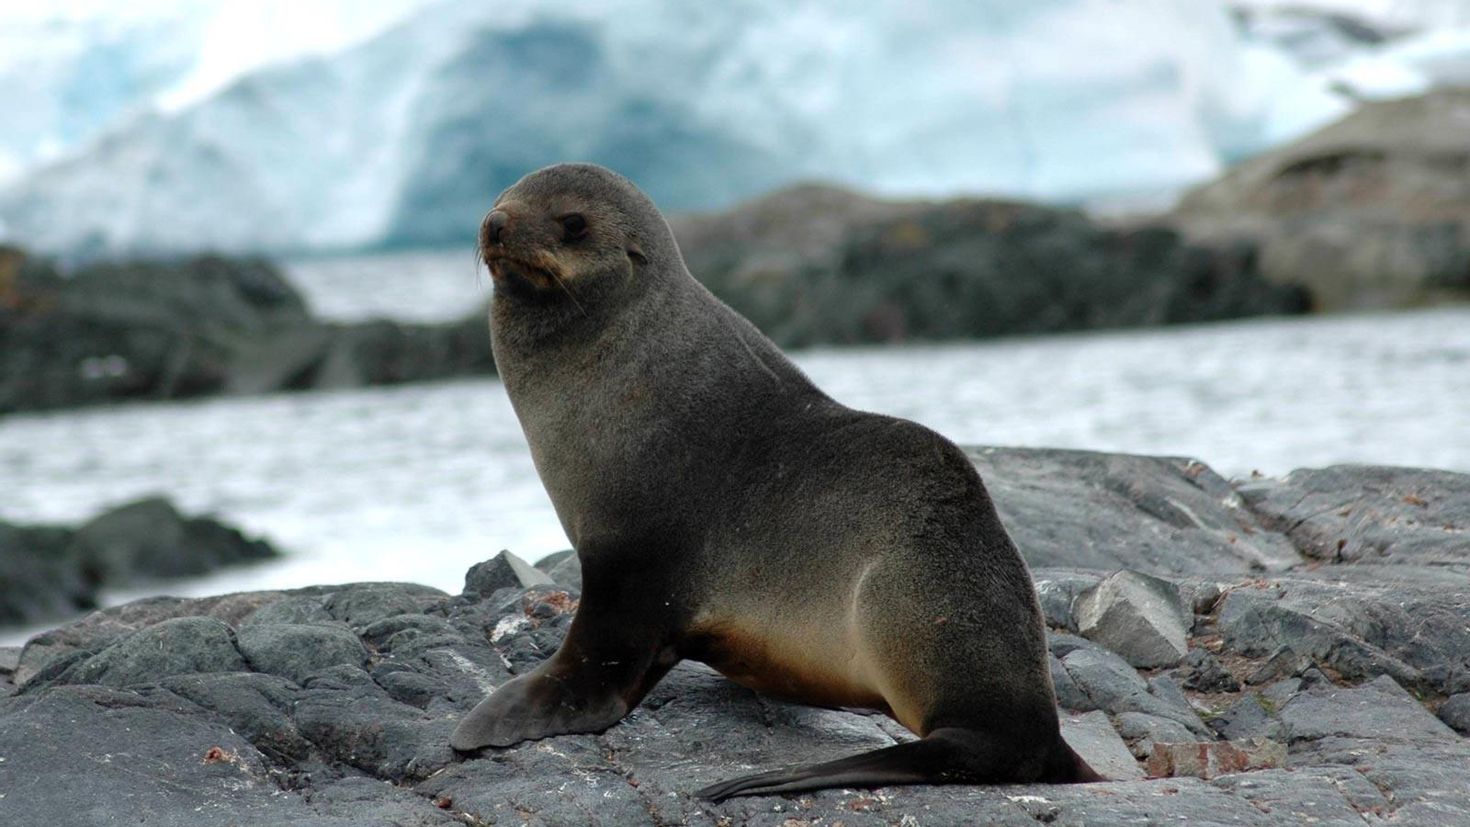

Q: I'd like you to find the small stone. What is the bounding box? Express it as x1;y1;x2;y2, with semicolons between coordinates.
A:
1439;693;1470;735
464;550;554;597
1145;737;1285;779
1207;695;1283;741
1075;570;1189;668
1175;649;1240;693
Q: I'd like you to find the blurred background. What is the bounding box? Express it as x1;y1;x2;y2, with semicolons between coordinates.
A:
2;0;1467;639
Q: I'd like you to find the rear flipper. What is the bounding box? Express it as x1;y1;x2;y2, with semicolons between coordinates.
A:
696;727;1104;802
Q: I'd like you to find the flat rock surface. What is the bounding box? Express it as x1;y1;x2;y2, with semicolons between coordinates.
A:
2;453;1467;825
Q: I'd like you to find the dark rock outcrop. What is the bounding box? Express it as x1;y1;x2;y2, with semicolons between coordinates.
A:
0;248;495;414
1173;89;1470;311
2;452;1467;825
673;185;1309;348
0;497;277;628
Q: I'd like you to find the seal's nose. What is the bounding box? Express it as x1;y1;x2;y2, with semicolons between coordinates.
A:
485;210;509;246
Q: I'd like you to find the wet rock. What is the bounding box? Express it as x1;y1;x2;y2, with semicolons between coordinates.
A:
463;550;554;597
1145;738;1286;779
1075;570;1189;668
236;623;368;684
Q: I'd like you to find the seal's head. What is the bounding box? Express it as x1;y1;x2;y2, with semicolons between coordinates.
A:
480;164;678;303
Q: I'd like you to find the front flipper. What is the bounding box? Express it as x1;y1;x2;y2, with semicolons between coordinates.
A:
451;566;680;752
451;662;630;749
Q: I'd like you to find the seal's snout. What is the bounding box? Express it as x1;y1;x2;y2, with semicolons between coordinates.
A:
485;210;510;246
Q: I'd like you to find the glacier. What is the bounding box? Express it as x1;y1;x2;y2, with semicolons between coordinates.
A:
0;0;1406;255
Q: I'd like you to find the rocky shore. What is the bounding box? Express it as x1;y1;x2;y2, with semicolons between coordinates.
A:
2;184;1311;415
2;448;1466;825
0;497;278;627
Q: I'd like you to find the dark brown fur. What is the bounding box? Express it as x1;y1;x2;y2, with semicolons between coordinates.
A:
451;163;1104;800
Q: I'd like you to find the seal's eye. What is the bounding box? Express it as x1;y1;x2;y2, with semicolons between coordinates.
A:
559;213;588;240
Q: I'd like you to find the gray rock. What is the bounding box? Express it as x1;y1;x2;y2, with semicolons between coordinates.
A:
536;550;583;590
1215;575;1467;694
1060;645;1207;735
1049;653;1091;711
59;616;247;688
1114;712;1198;758
1211;768;1390;827
241;595;334;626
1032;570;1100;631
321;583;448;630
968;447;1301;574
1207;695;1284;741
1075;570;1190;668
236;623;368;684
1439;693;1470;735
1059;710;1145;781
463;550;554;597
1174;648;1241;693
1244;645;1313;685
5;512;1470;827
1280;675;1458;743
1237;464;1470;567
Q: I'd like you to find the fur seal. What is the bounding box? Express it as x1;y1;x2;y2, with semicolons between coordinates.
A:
452;163;1103;800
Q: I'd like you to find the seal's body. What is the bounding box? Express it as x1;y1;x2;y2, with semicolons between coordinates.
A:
452;164;1102;799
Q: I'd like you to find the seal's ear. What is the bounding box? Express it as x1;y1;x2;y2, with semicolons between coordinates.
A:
627;242;647;266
